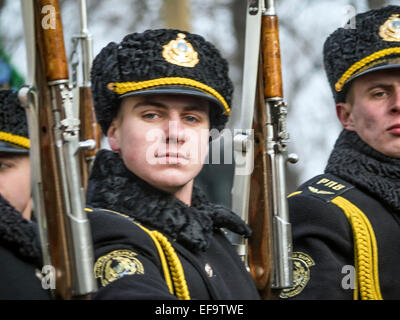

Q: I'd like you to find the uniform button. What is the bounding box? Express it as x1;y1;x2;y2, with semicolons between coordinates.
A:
205;263;213;277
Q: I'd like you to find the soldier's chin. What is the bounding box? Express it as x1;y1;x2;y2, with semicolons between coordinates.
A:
147;170;195;193
381;147;400;159
375;140;400;159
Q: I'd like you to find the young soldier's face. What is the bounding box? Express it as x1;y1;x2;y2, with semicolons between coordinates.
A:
108;94;210;196
0;154;31;219
337;69;400;158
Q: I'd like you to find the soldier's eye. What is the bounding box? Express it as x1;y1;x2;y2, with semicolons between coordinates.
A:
0;161;12;170
142;113;160;120
373;91;386;97
184;115;199;123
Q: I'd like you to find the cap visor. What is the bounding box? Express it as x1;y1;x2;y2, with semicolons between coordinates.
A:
119;85;225;113
0;141;29;154
347;60;400;84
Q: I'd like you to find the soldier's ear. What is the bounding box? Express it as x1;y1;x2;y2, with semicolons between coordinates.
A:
107;119;121;152
336;102;355;131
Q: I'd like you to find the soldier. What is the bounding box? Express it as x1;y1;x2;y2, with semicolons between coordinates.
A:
280;5;400;300
0;90;50;299
86;29;260;299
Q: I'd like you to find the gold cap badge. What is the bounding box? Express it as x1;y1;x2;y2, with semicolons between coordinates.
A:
379;14;400;42
162;33;199;67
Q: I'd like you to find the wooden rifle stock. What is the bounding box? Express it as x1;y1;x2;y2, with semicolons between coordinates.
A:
261;15;283;98
247;6;293;299
76;0;101;191
248;58;275;299
79;86;100;191
33;0;97;299
39;0;68;81
34;0;73;299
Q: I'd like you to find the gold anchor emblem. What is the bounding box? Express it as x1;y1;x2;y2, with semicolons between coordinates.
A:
379;14;400;42
162;33;199;67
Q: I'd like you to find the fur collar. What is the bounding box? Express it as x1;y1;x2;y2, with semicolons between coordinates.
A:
0;195;41;263
86;150;251;252
325;129;400;212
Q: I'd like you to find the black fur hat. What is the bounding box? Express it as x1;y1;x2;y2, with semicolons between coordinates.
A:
0;90;29;153
323;5;400;103
91;29;233;134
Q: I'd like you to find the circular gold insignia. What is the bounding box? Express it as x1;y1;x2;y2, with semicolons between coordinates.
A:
379;14;400;42
94;249;144;286
279;252;315;299
162;33;199;67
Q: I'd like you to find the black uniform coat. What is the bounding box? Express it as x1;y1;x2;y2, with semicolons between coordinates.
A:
280;130;400;300
0;195;50;299
86;150;260;300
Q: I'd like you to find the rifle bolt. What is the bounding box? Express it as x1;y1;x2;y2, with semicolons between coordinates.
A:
79;139;97;151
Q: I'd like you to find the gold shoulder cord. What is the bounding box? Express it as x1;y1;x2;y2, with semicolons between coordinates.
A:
86;208;190;300
288;192;383;300
137;224;191;300
331;196;382;300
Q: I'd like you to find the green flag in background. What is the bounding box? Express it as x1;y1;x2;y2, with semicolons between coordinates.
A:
0;37;24;89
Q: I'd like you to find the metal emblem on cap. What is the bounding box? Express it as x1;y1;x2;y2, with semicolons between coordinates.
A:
162;33;199;67
379;14;400;42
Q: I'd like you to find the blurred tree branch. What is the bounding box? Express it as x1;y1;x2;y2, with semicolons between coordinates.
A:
367;0;388;9
162;0;191;31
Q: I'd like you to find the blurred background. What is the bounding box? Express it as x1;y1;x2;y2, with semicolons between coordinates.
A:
0;0;397;207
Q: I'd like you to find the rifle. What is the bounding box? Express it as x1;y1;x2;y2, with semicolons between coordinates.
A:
70;0;101;191
19;0;97;299
231;0;297;299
